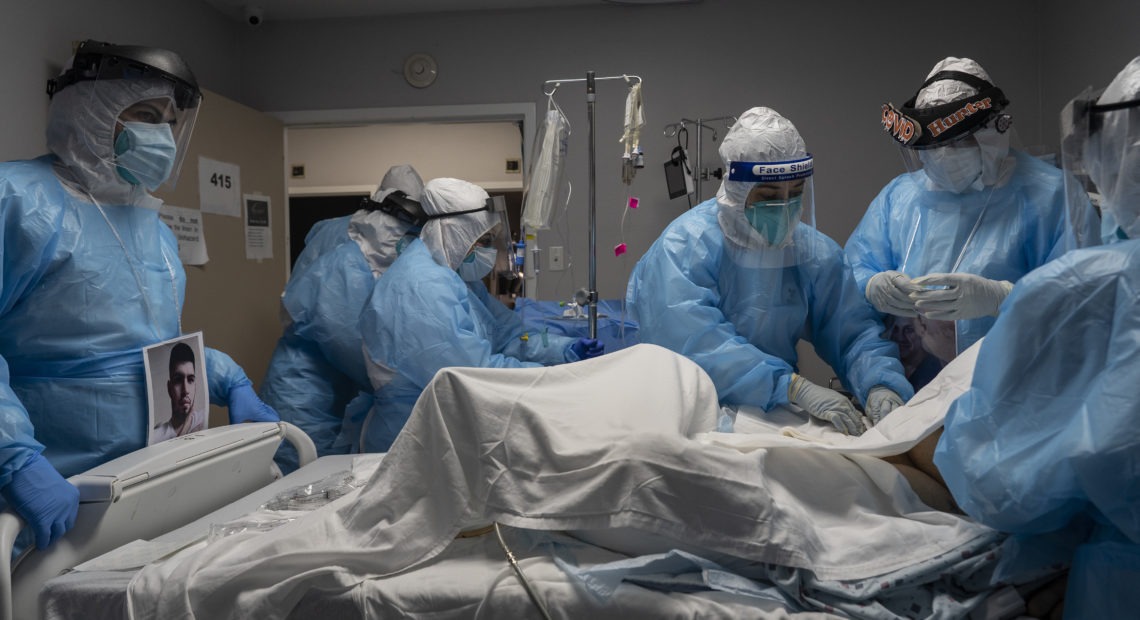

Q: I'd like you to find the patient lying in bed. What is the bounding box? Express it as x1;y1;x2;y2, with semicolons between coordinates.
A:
115;343;1020;619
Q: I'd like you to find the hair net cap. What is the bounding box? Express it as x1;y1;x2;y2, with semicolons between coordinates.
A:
1099;56;1140;105
371;164;425;203
915;57;994;108
718;107;807;166
419;178;495;270
716;107;807;213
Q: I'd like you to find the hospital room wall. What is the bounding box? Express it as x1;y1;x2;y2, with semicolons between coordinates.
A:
236;0;1046;304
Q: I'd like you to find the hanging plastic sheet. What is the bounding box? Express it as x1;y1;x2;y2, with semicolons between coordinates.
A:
522;94;570;230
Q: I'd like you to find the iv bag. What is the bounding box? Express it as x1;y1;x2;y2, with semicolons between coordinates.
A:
522;106;570;230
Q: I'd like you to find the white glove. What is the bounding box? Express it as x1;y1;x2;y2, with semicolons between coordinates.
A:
909;273;1014;320
864;386;905;426
866;271;921;317
787;374;867;436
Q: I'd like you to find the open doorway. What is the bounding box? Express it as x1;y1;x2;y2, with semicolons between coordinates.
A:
273;104;537;284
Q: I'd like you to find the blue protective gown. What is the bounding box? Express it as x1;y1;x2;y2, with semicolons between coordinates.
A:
261;239;375;471
935;239;1140;616
291;215;351;275
845;150;1095;354
0;156;250;485
626;199;913;411
358;240;577;452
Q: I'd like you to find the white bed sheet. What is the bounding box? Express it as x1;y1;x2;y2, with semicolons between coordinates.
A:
44;528;838;620
114;343;1001;620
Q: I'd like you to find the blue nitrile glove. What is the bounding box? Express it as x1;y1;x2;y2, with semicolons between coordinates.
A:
567;338;605;361
787;374;866;436
228;383;281;424
1;453;80;550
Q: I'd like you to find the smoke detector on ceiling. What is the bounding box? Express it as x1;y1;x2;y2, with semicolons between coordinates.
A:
403;53;438;89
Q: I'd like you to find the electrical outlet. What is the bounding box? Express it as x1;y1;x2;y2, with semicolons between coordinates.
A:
549;246;565;271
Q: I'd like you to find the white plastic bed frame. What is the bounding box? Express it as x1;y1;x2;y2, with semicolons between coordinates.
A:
0;421;317;620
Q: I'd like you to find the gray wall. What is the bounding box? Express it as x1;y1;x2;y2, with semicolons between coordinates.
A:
2;0;1137;300
0;0;242;162
1040;0;1140;149
236;0;1059;301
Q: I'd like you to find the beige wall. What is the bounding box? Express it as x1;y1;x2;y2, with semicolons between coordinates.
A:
156;89;287;426
286;121;524;195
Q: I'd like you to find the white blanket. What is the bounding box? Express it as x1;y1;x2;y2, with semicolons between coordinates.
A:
708;341;981;456
127;343;993;619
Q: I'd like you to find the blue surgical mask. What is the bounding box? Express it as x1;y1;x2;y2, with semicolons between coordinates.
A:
744;196;803;246
114;121;177;191
458;246;497;281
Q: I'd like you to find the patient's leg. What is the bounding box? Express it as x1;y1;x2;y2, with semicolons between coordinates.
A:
907;428;947;488
888;462;958;513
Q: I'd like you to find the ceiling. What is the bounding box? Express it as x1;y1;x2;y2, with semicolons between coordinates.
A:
201;0;697;24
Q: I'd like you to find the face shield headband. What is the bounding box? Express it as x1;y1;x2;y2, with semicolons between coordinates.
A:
46;41;201;111
362;190;428;227
882;71;1011;150
727;155;814;184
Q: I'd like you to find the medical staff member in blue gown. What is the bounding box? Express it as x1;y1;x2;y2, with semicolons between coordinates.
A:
358;178;604;452
0;40;278;551
935;56;1140;620
261;165;426;472
626;107;913;436
847;57;1096;391
291;164;424;275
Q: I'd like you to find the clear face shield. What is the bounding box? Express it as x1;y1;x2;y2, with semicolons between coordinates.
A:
719;155;816;267
455;197;513;283
48;41;202;192
1061;87;1140;244
882;86;1016;196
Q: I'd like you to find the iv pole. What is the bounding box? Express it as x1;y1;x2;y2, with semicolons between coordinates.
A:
541;71;642;339
662;116;735;200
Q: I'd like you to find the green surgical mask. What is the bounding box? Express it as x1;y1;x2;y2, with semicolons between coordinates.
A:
744;196;803;246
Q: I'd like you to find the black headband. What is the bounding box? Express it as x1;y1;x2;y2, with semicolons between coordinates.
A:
360;190;428;227
882;70;1011;149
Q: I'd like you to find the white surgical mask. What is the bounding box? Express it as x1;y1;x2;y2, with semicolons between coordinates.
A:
114;121;177;191
457;246;497;281
919;145;983;193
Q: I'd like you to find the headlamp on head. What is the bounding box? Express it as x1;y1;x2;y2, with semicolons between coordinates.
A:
362;190;428;227
882;71;1011;150
47;40;201;110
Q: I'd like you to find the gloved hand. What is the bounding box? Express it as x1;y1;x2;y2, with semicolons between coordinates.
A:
909;273;1014;320
864;386;906;426
787;374;866;436
567;338;605;361
1;453;79;550
866;270;920;317
227;383;281;424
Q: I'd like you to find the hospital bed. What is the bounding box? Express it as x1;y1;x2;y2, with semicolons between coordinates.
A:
16;345;1038;619
0;421;317;620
